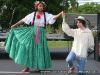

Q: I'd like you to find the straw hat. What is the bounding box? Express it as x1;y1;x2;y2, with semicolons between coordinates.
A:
75;16;86;22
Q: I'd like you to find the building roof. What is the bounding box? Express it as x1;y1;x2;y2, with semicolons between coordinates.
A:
66;13;97;27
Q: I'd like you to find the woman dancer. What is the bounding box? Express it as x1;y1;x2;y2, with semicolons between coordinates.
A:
4;1;62;72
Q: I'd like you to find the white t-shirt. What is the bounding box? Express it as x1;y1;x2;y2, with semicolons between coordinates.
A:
22;12;56;27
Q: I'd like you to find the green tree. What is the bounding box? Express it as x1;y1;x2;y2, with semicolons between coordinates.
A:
68;2;100;14
69;0;79;12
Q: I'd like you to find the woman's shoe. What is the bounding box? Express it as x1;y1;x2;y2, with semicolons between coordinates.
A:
68;67;75;74
35;69;40;72
22;68;29;72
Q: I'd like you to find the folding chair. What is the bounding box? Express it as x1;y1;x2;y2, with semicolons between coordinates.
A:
88;47;94;57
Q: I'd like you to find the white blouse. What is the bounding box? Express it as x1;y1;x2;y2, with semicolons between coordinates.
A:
22;12;56;27
62;22;94;58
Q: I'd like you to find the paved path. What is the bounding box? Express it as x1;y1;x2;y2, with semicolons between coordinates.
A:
0;48;70;60
0;50;100;75
0;58;100;75
0;47;100;75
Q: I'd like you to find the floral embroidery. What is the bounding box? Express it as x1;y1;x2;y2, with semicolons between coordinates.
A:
36;14;41;19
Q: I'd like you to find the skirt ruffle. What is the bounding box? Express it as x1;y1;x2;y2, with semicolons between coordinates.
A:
4;26;52;69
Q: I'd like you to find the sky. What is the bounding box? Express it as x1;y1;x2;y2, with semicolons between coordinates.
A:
78;0;100;5
92;0;100;2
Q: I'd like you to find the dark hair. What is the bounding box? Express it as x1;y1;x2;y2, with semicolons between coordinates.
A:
76;19;86;27
34;1;46;10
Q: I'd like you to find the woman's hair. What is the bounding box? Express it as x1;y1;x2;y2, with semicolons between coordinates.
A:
34;1;46;10
76;19;86;27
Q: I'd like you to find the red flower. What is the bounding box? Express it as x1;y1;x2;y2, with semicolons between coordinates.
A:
34;4;38;9
36;14;41;19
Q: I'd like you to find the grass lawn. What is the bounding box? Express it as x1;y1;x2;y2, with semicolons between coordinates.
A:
47;41;72;48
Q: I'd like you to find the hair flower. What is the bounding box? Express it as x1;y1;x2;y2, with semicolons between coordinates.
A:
36;14;41;19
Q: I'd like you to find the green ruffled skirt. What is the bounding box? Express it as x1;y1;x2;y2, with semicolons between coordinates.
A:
4;26;52;69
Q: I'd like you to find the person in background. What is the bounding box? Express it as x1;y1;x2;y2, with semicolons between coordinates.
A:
62;11;94;74
4;1;63;72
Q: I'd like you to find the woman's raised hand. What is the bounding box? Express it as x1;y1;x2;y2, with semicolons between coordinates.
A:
62;11;66;22
62;11;65;19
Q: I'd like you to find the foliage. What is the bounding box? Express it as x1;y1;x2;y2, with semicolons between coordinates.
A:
92;30;97;37
68;2;100;14
46;24;63;34
69;0;79;12
0;0;36;29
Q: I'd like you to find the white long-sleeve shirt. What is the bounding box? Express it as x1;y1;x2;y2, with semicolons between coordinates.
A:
62;22;94;58
22;12;56;27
